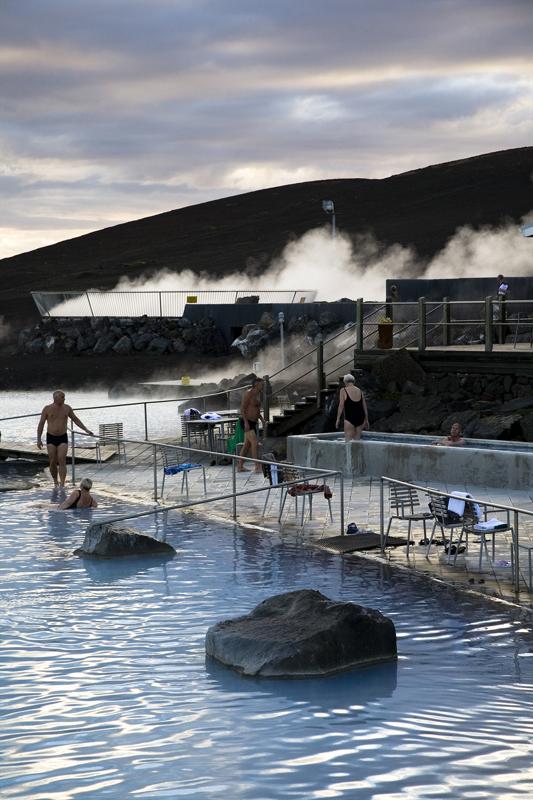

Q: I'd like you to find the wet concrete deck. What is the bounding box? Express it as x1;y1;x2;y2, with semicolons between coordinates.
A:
58;438;533;613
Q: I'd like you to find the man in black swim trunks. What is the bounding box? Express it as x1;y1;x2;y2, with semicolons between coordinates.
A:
37;390;94;487
237;378;264;472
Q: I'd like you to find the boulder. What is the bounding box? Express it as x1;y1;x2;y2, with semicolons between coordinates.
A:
93;333;115;354
132;331;153;351
76;333;96;351
440;410;480;436
258;312;275;331
171;338;186;352
205;589;397;678
44;335;56;354
112;335;132;354
520;412;533;442
470;413;522;440
403;379;425;396
241;323;260;337
74;523;176;558
368;398;399;423
372;349;426;390
318;309;339;329
26;337;44;354
379;396;447;433
147;336;170;354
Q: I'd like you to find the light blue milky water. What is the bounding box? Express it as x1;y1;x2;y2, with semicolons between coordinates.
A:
1;489;533;799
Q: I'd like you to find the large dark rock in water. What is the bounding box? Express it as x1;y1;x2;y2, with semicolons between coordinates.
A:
205;589;397;678
74;522;176;558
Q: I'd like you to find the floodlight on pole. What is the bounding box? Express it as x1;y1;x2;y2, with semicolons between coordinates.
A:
322;199;336;238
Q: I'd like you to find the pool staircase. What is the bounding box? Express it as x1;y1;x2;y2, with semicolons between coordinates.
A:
267;382;338;437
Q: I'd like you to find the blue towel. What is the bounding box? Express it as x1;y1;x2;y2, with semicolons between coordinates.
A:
164;463;201;475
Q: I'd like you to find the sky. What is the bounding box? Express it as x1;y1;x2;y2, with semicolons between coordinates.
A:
1;0;532;261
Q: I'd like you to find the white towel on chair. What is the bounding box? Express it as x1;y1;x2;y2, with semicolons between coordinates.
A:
448;491;483;521
474;518;508;532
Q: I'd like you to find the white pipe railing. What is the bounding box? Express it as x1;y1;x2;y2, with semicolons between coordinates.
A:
379;475;532;592
71;431;345;535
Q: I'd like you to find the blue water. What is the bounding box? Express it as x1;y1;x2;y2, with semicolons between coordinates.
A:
1;490;533;799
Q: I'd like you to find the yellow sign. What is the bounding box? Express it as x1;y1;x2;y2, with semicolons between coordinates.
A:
186;295;197;304
181;375;190;385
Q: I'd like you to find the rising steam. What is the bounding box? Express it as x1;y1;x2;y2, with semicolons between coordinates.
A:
107;214;533;301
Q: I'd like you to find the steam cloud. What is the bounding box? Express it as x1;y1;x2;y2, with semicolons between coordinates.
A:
108;214;533;301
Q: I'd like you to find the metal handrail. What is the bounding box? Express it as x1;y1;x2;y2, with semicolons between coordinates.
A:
71;431;345;534
0;384;251;428
269;320;359;380
379;475;525;592
269;301;382;381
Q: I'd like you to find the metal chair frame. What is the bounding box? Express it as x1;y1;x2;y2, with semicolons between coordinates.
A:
425;492;465;559
385;485;433;554
159;445;207;499
278;464;333;526
97;422;126;464
452;505;513;569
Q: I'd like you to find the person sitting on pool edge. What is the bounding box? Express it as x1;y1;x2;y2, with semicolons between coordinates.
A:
432;422;466;447
59;477;98;509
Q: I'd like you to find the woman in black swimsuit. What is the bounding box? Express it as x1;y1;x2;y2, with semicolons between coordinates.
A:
336;373;369;442
59;477;98;510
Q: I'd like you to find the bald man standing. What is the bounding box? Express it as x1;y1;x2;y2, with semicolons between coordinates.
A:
37;390;93;487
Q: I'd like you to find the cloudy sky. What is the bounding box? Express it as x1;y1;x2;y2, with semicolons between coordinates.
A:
1;0;532;260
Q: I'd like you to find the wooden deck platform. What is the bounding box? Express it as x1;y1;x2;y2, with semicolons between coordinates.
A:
0;441;117;464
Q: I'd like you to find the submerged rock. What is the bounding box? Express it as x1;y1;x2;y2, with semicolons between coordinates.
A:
205;589;397;678
74;522;176;558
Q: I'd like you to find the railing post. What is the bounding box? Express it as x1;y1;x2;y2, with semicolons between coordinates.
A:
316;337;324;408
380;477;385;552
339;472;344;536
418;297;426;351
143;402;149;441
153;444;158;501
232;457;237;520
442;296;450;347
355;298;363;353
262;375;270;427
513;510;519;593
484;296;493;352
70;420;76;486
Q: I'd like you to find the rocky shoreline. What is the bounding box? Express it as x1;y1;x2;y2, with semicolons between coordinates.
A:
357;350;533;441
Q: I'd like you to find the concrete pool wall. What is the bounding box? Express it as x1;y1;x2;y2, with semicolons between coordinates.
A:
287;431;533;489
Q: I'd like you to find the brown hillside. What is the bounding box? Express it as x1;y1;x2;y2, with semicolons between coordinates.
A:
1;147;533;328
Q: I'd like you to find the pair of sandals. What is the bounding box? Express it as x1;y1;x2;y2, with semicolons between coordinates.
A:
418;537;466;555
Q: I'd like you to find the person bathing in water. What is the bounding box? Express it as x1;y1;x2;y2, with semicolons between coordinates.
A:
237;377;264;472
59;477;98;509
37;390;94;487
432;422;466;447
336;373;369;442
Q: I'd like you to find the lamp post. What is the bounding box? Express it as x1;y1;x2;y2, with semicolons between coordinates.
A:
278;311;285;368
322;199;336;238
